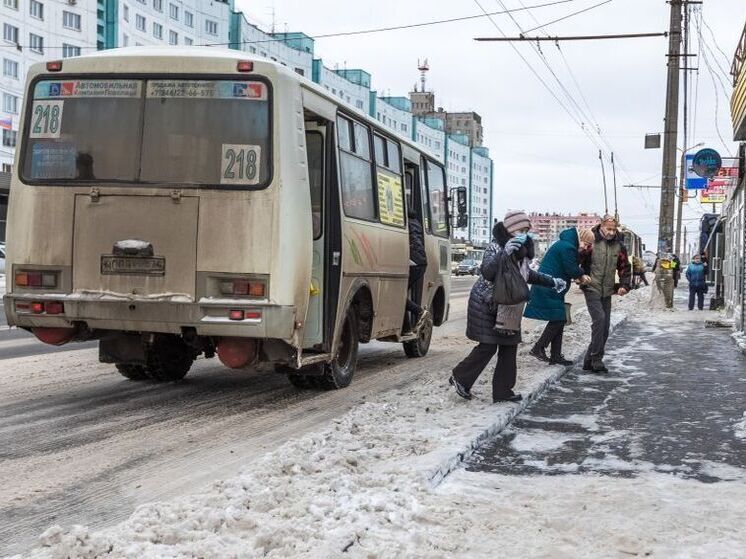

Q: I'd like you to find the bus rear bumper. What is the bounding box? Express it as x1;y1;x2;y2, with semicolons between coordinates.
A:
3;294;297;340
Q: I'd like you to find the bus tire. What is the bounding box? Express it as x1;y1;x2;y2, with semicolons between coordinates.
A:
403;313;433;358
115;364;149;381
145;335;194;382
317;307;359;390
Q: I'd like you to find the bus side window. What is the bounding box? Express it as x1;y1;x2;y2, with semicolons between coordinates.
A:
337;115;376;221
305;131;324;239
425;160;448;238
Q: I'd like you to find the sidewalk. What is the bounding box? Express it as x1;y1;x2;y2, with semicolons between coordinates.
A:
468;287;746;480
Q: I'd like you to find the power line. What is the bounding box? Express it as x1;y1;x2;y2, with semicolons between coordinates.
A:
0;0;583;50
474;32;667;41
522;0;614;34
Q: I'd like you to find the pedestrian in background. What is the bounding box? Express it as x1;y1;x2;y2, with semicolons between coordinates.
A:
672;254;682;288
449;211;564;403
632;255;649;287
686;254;708;310
525;227;592;366
579;215;631;373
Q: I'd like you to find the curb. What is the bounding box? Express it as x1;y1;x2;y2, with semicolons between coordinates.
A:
428;313;630;488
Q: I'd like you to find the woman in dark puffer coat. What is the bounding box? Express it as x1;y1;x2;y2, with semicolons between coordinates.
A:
449;212;561;403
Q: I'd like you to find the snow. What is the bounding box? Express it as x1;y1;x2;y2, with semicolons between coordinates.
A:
16;286;744;558
509;429;584;453
733;330;746;353
0;274;5;296
734;412;746;439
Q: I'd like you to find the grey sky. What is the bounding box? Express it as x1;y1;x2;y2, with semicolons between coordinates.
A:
237;0;744;251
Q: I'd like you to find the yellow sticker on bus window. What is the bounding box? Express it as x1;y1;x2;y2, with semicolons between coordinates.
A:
220;144;261;185
29;100;64;139
377;172;404;227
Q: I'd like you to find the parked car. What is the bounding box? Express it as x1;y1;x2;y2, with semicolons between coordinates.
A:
0;243;5;274
455;259;478;276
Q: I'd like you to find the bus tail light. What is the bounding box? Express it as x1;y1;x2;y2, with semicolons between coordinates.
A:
31;302;45;314
228;310;244;321
45;301;65;315
227;310;262;321
15;271;58;288
236;60;254;72
46;61;63;72
219;278;266;298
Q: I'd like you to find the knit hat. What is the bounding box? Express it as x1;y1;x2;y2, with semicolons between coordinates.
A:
578;228;595;244
503;210;531;235
601;214;618;225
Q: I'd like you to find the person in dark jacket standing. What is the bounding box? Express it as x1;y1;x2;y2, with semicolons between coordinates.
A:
406;210;429;332
579;215;631;373
686;255;707;310
525;227;593;366
672;255;682;288
449;211;564;403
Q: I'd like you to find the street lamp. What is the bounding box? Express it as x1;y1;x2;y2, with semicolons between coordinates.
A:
674;142;705;256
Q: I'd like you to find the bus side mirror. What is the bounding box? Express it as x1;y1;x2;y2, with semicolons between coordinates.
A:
456;215;468;229
456;187;467;216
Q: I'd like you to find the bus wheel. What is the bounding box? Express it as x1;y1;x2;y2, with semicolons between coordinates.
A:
317;308;359;390
403;312;433;358
115;364;149;381
145;335;195;382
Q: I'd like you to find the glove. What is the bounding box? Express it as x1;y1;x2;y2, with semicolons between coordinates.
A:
504;238;524;255
553;278;567;293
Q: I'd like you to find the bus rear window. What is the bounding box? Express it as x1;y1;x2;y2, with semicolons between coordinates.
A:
21;78;272;188
22;79;142;182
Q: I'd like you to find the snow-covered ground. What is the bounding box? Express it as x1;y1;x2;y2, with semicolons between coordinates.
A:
12;287;746;558
0;274;5;296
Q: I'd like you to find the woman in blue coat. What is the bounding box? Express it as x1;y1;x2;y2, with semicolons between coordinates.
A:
524;227;592;365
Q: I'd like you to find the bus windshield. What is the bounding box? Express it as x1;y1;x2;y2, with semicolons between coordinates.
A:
21;78;271;187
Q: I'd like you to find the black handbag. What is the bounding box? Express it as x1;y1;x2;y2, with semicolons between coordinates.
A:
492;251;530;306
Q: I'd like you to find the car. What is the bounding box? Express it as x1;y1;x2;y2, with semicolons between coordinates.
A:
0;243;5;274
455;259;478;276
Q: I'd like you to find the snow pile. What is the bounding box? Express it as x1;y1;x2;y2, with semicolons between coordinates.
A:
0;274;5;296
16;288;653;558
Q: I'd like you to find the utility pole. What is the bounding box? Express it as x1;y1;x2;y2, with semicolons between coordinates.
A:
656;0;682;308
674;1;690;258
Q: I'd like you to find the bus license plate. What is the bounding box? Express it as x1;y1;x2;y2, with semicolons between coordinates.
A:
101;255;166;276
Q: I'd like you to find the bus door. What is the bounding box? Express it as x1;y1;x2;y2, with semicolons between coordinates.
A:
404;160;425;316
421;158;450;312
302;126;325;348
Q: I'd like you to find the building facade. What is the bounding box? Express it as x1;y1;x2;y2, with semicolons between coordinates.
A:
529;212;602;252
447;134;471;242
726;21;746;334
470;146;492;247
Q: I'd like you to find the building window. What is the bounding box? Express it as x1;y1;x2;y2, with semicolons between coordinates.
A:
122;33;129;46
205;20;218;36
2;129;17;147
3;0;18;10
169;30;177;45
184;37;192;45
123;4;129;21
136;14;146;31
29;33;44;54
3;93;18;114
63;10;82;30
153;22;162;39
136;0;145;3
29;0;43;20
3;58;18;79
169;3;178;20
62;43;80;58
3;24;19;44
153;0;162;11
184;10;193;27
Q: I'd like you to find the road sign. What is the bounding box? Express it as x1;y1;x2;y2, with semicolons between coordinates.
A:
685;154;707;189
691;148;722;178
700;164;738;204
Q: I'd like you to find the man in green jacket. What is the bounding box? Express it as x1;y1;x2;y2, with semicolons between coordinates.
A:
579;216;632;373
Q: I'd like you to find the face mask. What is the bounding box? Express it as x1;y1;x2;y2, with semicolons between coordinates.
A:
514;233;528;244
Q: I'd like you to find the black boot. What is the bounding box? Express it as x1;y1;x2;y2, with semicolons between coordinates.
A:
590;359;609;373
529;346;550;363
550;354;573;366
449;375;473;400
493;392;523;403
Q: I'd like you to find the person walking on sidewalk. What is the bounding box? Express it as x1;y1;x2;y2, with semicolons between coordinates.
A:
448;211;564;403
580;215;631;373
686;255;708;310
525;227;593;366
672;254;682;289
